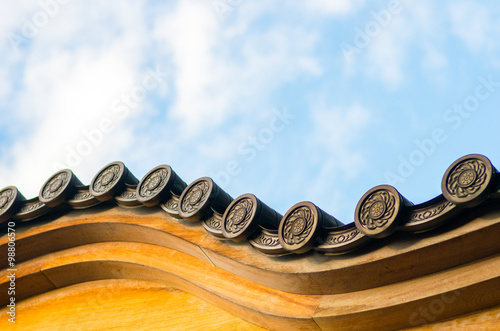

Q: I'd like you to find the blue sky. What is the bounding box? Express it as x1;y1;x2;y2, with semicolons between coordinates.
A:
1;0;499;223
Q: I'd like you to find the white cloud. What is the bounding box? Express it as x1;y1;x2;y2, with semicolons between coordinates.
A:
0;67;11;100
301;0;365;16
3;0;496;216
153;0;322;139
0;0;326;196
405;2;448;75
296;102;371;219
421;43;447;70
153;1;224;137
309;103;371;177
0;1;151;196
0;2;40;40
346;1;450;89
367;29;406;88
449;1;496;52
339;0;413;88
0;50;143;195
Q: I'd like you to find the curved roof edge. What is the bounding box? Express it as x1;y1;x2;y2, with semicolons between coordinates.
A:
1;153;499;258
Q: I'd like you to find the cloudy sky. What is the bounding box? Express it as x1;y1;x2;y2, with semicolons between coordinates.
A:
1;0;499;222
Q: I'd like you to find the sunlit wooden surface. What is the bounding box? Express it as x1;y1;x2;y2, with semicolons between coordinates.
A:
2;205;500;330
0;279;266;331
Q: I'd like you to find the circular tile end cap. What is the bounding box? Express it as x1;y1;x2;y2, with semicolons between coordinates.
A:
355;185;407;239
0;186;26;223
441;154;496;208
136;165;174;207
178;177;214;222
39;169;81;208
90;161;137;201
222;193;260;241
278;201;322;254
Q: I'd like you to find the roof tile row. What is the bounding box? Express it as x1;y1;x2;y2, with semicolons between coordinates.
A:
1;154;499;257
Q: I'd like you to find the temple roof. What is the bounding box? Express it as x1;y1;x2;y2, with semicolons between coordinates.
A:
2;153;500;329
1;153;499;257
